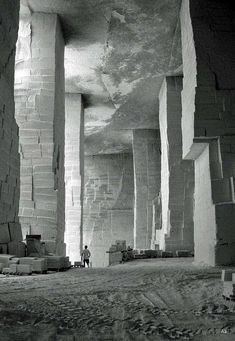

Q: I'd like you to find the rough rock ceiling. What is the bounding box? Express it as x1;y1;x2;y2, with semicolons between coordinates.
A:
20;0;182;155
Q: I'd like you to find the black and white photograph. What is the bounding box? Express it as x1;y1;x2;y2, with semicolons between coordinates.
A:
0;0;235;340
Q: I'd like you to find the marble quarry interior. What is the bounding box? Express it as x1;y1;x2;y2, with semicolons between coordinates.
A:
1;0;235;271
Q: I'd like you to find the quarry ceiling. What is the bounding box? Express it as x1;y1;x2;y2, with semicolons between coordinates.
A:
20;0;182;154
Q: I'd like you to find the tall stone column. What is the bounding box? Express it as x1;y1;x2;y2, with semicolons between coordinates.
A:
64;94;84;264
15;13;65;255
0;2;21;247
83;153;134;267
159;76;194;252
181;0;235;265
132;130;161;249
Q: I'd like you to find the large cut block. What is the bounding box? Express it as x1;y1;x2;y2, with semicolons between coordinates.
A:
18;257;46;272
8;241;26;258
26;235;42;256
44;255;65;270
2;268;14;275
0;255;16;267
176;250;191;257
10;264;17;273
8;223;23;242
17;264;32;275
108;251;123;266
212;178;234;204
0;224;10;243
32;258;48;272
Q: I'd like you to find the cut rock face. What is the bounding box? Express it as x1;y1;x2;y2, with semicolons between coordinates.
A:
20;0;182;155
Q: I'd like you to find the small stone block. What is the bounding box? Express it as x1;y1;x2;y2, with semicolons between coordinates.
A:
161;251;173;258
2;268;13;275
17;264;32;275
32;258;47;272
10;264;17;273
0;255;16;267
176;250;191;257
8;223;23;242
8;241;26;257
9;258;20;265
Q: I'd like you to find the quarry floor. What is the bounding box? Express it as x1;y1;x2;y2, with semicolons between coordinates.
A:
0;258;235;340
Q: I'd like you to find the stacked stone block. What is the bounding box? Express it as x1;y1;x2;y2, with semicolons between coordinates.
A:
181;0;235;265
0;222;24;256
15;13;65;254
83;153;134;267
159;77;194;252
0;1;21;243
64;94;84;264
132;130;161;249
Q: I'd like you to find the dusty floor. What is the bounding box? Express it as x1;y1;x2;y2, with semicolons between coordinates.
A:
0;258;235;340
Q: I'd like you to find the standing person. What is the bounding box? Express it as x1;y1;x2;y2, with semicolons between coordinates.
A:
81;245;91;268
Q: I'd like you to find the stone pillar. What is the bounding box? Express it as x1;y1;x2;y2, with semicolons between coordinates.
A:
83;153;134;267
159;76;194;252
181;0;235;265
0;1;21;248
132;130;161;249
15;13;65;254
64;94;84;264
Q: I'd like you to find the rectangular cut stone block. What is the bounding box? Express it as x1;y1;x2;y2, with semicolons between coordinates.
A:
0;224;10;243
10;264;17;273
8;223;23;242
212;178;234;204
161;251;173;258
44;255;65;270
26;237;42;256
176;250;191;257
2;268;13;275
0;255;16;267
19;257;37;265
17;264;32;275
19;257;47;272
32;258;47;272
108;251;123;266
8;241;26;258
216;204;235;243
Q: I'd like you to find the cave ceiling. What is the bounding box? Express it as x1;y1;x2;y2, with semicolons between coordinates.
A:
20;0;182;155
